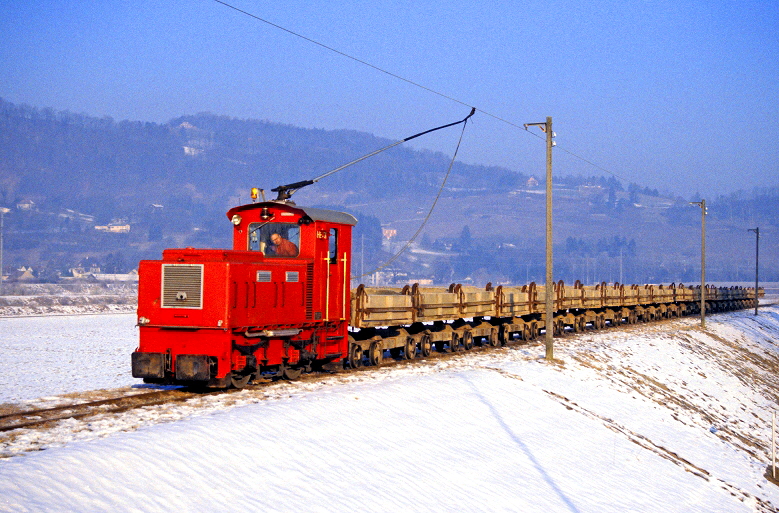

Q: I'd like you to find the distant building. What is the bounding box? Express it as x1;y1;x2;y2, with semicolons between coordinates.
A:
382;228;397;240
92;270;139;282
95;224;130;233
9;266;36;282
69;262;102;277
16;199;35;211
526;176;539;188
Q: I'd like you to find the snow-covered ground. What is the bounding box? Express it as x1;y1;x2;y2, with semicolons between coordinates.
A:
1;308;778;512
0;314;137;404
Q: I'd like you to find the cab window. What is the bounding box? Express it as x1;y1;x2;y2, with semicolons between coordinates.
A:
329;228;338;264
249;223;300;257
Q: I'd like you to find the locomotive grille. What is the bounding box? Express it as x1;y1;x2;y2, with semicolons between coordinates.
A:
161;264;203;309
305;263;314;319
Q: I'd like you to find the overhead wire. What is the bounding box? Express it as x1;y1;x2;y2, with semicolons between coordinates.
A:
355;111;472;279
212;0;631;184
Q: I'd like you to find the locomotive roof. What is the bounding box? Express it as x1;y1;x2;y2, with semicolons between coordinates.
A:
227;201;358;226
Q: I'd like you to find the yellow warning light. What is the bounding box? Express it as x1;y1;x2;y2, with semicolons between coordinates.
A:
250;188;260;202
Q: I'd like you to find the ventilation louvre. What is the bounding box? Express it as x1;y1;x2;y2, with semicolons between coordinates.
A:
161;264;203;309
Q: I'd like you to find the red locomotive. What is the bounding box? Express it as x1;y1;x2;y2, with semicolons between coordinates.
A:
132;196;356;388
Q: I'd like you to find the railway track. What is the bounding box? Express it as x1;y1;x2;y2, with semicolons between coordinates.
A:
0;389;205;433
2;308;765;435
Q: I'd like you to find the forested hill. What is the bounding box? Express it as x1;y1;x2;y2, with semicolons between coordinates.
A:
0;98;520;224
1;98;776;284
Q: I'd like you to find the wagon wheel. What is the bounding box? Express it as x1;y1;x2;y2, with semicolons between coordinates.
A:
230;372;251;389
449;333;459;353
368;341;383;366
349;343;363;369
531;322;539;340
419;334;432;357
489;328;500;347
573;317;583;333
555;320;565;337
599;315;606;329
281;363;303;381
462;332;474;351
522;324;531;341
499;326;510;346
404;336;416;360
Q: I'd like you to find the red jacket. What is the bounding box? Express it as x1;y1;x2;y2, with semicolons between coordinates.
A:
273;238;298;257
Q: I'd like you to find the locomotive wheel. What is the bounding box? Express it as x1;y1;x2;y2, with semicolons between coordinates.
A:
282;364;303;381
230;372;251;389
349;344;363;369
404;337;416;360
368;341;383;366
420;335;432;357
462;332;474;351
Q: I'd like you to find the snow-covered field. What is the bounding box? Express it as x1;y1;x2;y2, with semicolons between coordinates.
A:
1;307;778;512
0;314;138;404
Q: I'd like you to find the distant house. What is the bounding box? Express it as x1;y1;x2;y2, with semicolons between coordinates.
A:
526;176;539;188
94;224;130;233
69;262;102;278
9;266;36;282
16;199;35;211
92;269;139;282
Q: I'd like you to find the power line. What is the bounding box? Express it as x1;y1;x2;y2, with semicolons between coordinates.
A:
212;0;629;184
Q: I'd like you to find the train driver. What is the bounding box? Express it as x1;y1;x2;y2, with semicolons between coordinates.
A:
270;233;298;257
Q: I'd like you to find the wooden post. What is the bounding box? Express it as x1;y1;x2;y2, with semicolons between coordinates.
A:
544;117;554;361
524;118;555;360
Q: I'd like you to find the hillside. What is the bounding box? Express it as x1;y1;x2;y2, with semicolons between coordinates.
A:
1;307;778;511
1;98;777;285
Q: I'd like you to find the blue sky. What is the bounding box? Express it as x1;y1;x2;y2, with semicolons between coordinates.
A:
1;0;777;196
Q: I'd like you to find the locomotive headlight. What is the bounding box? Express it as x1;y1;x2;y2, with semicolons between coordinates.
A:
231;214;242;226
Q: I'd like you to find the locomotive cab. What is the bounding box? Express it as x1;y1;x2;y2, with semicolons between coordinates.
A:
132;200;356;387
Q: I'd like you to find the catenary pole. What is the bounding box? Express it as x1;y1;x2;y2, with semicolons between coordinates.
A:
544;117;554;360
524;117;555;360
748;228;759;315
690;200;707;328
0;208;7;296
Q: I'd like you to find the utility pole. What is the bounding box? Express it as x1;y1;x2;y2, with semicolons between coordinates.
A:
525;117;555;360
748;227;759;315
690;200;707;328
0;208;8;296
